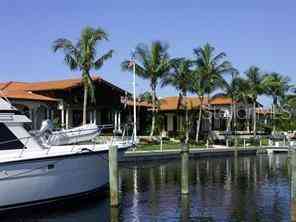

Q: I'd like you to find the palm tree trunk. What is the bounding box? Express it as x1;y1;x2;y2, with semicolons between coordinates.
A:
253;101;256;137
272;96;277;133
226;104;233;132
150;87;156;137
208;94;212;140
184;92;189;144
83;84;88;125
195;106;202;143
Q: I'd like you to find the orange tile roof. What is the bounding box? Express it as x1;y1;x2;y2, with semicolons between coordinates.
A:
0;75;126;102
1;90;58;102
125;100;153;107
159;96;208;111
159;96;234;111
209;97;235;105
1;76;101;92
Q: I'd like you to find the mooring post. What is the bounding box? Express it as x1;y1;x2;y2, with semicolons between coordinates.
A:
234;147;238;159
181;142;189;195
290;149;296;221
181;194;190;221
109;145;119;207
110;206;119;222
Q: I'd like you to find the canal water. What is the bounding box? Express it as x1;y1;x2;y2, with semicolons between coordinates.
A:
0;154;291;221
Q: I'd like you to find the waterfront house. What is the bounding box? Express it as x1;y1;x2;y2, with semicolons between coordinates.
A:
0;76;127;131
158;95;268;138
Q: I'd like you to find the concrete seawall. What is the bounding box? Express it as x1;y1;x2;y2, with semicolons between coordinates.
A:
120;146;287;162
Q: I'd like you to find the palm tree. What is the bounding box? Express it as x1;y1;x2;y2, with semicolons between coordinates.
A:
122;41;171;137
192;43;234;142
244;66;265;136
262;72;291;132
224;71;240;132
233;77;253;132
161;58;193;143
53;26;113;125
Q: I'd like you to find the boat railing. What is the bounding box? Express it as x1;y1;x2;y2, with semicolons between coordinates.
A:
0;123;133;158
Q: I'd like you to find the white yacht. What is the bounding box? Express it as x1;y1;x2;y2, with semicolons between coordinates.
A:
0;98;133;210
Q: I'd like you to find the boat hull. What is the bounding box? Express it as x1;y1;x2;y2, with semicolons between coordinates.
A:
0;148;127;210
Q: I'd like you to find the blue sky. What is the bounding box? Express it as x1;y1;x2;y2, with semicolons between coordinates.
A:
0;0;295;105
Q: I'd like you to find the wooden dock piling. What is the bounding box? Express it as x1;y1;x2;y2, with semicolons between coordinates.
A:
181;194;190;221
181;142;189;195
109;145;119;207
290;149;296;221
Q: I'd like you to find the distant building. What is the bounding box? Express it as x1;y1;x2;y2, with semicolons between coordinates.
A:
158;95;269;138
158;95;234;137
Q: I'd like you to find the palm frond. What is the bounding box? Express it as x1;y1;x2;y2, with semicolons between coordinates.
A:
52;38;76;53
121;60;146;77
94;49;114;69
64;54;78;70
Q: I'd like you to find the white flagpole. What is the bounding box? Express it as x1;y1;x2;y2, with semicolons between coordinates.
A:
132;55;137;144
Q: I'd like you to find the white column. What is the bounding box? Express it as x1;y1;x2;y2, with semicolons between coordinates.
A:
114;112;118;131
93;110;97;124
118;112;121;132
66;108;70;129
61;108;65;129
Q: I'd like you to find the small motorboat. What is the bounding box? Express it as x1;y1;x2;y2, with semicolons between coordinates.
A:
38;120;110;146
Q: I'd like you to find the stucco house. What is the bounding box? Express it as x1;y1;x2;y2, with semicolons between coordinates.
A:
158;95;269;138
0;76;127;131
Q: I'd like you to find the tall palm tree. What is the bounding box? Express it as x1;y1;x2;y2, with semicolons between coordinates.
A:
244;66;264;136
224;71;240;132
53;26;113;125
233;77;253;132
122;41;171;137
262;72;291;132
161;58;193;143
192;43;234;142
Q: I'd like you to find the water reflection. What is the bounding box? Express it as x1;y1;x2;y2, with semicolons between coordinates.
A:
0;154;290;221
120;154;289;221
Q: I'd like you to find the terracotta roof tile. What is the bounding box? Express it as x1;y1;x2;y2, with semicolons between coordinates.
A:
1;90;58;102
0;75;127;102
209;97;235;105
2;77;101;92
159;96;234;111
126;100;153;107
159;96;207;111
